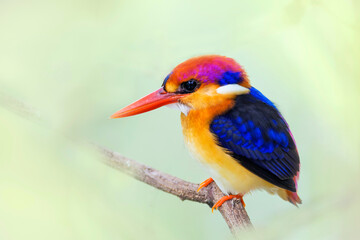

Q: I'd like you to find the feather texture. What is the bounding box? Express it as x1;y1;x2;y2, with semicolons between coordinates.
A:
210;87;300;192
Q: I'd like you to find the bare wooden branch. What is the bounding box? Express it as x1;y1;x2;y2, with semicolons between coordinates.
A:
95;144;253;236
0;92;253;236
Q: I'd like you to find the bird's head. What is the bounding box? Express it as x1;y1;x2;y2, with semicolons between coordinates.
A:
111;55;251;118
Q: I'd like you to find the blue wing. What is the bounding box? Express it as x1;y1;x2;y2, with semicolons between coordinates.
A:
210;88;300;192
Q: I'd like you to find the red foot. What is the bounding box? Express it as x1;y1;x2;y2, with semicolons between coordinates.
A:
212;194;245;212
197;178;214;192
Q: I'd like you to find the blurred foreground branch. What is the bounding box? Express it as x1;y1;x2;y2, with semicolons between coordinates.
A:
96;144;253;236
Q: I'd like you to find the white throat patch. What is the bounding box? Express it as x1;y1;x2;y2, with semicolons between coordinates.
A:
216;84;250;95
166;102;191;116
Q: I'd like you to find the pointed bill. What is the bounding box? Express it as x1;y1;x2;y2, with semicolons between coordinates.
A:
110;88;186;118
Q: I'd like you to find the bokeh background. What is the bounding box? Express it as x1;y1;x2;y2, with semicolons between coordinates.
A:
0;0;359;239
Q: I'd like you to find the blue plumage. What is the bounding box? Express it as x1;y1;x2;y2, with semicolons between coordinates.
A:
162;72;172;87
249;87;277;109
218;71;243;85
210;87;299;191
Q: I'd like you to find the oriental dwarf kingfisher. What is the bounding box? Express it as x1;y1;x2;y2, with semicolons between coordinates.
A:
111;55;301;211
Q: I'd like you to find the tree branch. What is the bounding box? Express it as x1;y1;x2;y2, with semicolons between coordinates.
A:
0;91;253;236
95;144;253;236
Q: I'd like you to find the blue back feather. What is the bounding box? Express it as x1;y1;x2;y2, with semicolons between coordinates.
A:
210;87;299;191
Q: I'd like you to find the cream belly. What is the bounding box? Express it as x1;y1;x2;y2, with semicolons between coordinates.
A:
181;112;277;195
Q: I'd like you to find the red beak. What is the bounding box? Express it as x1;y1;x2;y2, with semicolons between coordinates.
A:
110;88;186;119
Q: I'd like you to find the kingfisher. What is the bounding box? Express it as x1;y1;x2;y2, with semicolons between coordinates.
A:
111;55;301;211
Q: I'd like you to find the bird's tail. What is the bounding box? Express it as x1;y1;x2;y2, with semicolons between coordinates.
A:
273;172;302;206
286;171;301;206
286;190;302;206
277;189;302;206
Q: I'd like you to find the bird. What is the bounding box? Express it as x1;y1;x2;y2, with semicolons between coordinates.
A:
111;55;301;211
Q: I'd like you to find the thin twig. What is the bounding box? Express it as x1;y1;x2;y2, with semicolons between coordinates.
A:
95;144;253;235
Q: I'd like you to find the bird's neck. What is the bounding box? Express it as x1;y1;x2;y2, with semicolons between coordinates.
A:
180;99;234;132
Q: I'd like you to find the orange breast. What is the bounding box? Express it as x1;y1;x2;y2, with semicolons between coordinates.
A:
180;104;277;194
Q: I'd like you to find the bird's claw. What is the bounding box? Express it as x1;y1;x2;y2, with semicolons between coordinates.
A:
197;177;214;192
211;194;245;212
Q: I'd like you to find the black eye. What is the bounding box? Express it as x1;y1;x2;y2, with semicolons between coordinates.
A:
180;79;200;93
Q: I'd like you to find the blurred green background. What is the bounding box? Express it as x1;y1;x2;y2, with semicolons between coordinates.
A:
0;0;359;239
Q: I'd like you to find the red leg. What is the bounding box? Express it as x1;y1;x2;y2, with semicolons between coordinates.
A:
212;194;245;212
197;178;214;192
